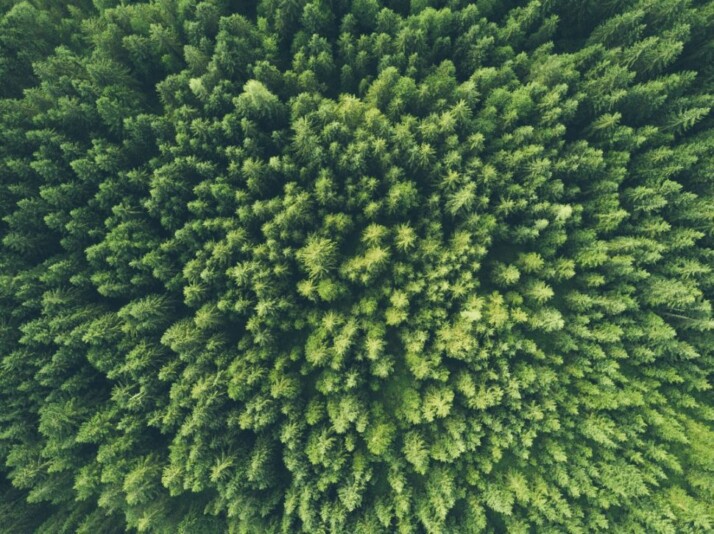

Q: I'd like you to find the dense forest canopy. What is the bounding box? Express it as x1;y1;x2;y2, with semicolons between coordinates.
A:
0;0;713;532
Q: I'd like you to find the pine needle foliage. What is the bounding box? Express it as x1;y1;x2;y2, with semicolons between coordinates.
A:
0;0;713;532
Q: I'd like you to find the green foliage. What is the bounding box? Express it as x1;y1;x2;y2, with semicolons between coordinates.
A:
0;0;713;532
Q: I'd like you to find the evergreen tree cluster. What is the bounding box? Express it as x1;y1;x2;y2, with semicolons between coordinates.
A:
1;1;713;532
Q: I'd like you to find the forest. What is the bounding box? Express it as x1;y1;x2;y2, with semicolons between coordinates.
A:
0;0;712;532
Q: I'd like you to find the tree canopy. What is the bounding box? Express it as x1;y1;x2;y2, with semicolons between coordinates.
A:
0;0;713;532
